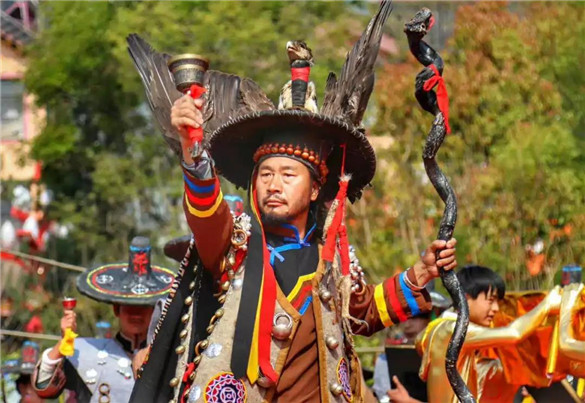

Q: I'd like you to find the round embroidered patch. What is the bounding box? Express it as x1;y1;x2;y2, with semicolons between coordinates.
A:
337;357;352;402
204;372;247;403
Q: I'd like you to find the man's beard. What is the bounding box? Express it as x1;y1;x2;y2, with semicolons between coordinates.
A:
260;211;291;226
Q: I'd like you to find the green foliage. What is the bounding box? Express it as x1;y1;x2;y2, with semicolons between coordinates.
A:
18;0;585;363
22;0;377;347
358;2;585;293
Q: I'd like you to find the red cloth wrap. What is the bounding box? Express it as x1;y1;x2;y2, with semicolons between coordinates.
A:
187;84;206;143
423;64;451;134
291;67;310;82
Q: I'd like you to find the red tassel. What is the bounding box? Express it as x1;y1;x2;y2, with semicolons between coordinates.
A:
423;64;451;134
338;224;351;276
322;179;349;263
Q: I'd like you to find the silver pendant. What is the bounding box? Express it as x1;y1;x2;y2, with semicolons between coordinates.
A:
97;350;108;365
232;278;243;290
117;357;130;368
272;312;293;340
203;343;222;358
85;368;98;384
188;385;202;402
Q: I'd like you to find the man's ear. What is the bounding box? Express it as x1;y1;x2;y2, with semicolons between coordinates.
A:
310;181;320;202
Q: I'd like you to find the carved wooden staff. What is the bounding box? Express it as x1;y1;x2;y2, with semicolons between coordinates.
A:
404;9;475;403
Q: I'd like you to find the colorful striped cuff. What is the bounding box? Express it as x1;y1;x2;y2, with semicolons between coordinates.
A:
374;283;394;327
185;181;221;207
399;272;421;317
184;190;223;218
386;276;408;323
183;172;217;194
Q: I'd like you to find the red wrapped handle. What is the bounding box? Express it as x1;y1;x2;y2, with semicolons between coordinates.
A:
187;83;206;143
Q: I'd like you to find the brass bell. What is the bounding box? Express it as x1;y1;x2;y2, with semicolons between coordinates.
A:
175;345;186;355
193;355;202;365
215;308;224;318
189;372;196;381
319;288;332;302
217;294;226;304
221;281;230;291
181;313;190;324
206;324;215;334
272;312;293;341
189;281;196;291
184;296;193;306
199;339;209;350
169;377;179;388
257;375;275;389
330;382;343;396
325;336;339;350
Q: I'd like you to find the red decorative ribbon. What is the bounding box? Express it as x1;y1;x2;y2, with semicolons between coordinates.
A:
291;67;310;82
322;144;350;276
258;242;278;383
423;64;451;134
428;15;436;31
252;189;279;384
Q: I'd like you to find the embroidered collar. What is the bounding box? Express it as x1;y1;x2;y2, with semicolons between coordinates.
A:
115;332;146;353
265;221;317;266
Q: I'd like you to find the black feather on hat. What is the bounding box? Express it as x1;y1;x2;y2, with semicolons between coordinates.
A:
127;1;392;202
209;2;393;201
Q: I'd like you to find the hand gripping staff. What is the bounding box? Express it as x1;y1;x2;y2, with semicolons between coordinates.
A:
168;54;209;159
404;8;475;403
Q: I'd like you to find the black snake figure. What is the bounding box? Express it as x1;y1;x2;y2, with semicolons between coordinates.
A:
405;9;476;403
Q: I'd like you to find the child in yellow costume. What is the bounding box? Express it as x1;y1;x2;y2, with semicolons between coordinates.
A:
387;266;563;403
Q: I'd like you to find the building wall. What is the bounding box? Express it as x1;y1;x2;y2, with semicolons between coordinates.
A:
1;40;45;182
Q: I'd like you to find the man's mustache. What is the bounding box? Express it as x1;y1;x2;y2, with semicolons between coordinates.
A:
262;195;286;204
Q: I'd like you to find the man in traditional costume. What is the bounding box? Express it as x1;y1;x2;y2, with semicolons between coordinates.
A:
127;2;457;402
32;237;175;402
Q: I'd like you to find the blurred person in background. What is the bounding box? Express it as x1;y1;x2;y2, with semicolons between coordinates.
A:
32;237;175;402
1;341;44;403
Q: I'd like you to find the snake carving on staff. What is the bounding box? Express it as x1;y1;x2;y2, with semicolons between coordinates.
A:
404;8;476;403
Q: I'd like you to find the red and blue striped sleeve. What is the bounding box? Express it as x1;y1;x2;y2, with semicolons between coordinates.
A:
182;166;232;278
349;270;431;336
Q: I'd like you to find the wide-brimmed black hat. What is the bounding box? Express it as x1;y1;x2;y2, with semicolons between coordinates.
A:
128;1;391;202
209;111;376;202
207;2;391;202
77;236;175;305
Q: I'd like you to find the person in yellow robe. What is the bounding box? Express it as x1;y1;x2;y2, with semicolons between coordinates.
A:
387;265;562;403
